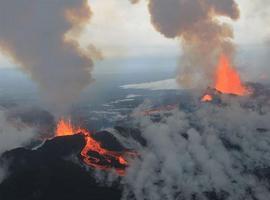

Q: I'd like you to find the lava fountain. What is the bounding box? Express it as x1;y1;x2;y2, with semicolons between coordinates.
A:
56;118;78;137
214;54;249;96
55;118;129;175
201;54;250;102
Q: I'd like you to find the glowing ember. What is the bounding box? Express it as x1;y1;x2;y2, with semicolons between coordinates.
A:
55;119;129;175
201;94;213;102
215;54;248;96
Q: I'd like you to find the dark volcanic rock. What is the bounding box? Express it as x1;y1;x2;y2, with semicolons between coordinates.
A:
0;159;121;200
0;134;122;200
114;126;147;146
92;130;126;152
91;127;146;151
1;134;86;172
38;134;86;158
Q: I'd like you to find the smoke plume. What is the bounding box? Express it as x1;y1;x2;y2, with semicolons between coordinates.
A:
131;0;240;88
0;0;94;112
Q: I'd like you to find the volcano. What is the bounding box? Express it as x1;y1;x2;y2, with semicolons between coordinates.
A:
0;126;145;200
0;85;270;200
54;119;135;175
0;134;122;200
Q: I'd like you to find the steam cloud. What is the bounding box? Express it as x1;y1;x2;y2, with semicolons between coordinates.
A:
0;0;94;112
131;0;240;88
121;95;270;200
0;109;36;183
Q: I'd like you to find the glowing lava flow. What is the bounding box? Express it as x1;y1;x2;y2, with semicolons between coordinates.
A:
214;54;249;96
55;118;128;175
201;94;213;102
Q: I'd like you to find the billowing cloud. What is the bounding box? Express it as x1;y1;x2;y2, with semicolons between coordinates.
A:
121;95;270;200
0;0;95;113
130;0;240;89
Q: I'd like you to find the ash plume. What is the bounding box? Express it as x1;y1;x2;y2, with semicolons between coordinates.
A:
0;0;94;112
131;0;240;88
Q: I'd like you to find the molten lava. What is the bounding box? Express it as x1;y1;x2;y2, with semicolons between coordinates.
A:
201;94;213;102
214;54;248;96
55;118;129;175
56;118;78;136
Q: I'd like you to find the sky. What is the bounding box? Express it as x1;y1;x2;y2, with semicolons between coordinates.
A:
0;0;269;69
83;0;270;57
81;0;179;58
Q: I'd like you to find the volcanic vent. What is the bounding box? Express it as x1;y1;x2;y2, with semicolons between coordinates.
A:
0;133;122;200
214;55;249;96
54;118;135;175
201;54;250;102
0;118;146;200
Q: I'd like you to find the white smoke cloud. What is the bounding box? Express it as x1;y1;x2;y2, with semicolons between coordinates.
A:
0;109;36;183
121;79;181;91
121;95;270;200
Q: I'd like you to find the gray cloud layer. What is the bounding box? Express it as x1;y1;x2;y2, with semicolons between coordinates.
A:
121;95;270;200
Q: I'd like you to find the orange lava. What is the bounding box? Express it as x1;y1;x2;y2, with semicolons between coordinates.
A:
55;118;129;175
201;94;213;102
56;118;79;137
214;54;248;96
